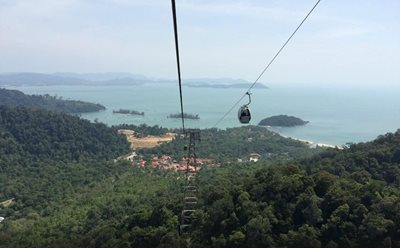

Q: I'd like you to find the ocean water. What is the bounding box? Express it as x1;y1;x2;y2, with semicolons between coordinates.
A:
8;83;400;146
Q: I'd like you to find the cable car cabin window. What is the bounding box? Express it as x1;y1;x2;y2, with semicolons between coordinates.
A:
238;106;251;124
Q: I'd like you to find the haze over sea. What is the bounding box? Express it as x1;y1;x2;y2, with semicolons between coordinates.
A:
9;83;400;146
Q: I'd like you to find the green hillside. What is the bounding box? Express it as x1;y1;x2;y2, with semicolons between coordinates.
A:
0;106;130;162
0;107;399;247
0;88;105;113
190;136;400;247
259;115;309;127
142;126;317;162
0;106;131;221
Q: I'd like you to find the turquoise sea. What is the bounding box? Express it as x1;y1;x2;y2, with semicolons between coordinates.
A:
8;83;400;146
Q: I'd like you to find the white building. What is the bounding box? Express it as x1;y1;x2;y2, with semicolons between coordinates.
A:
0;217;4;223
249;153;261;162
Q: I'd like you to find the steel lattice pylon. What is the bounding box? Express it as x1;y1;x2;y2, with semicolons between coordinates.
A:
180;130;200;234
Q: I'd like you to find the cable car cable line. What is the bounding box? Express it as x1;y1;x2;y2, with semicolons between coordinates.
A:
171;0;185;133
170;0;201;236
213;0;322;127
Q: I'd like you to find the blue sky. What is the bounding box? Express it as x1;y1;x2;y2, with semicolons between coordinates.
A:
0;0;399;86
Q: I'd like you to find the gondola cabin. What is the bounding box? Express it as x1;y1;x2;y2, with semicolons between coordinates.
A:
238;105;251;124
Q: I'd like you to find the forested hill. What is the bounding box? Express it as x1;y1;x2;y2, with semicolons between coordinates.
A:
259;115;309;127
142;126;316;162
183;131;400;247
1;116;400;247
0;105;132;238
0;106;130;162
0;88;105;113
302;130;400;184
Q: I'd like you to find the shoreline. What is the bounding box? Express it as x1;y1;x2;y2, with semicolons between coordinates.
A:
268;129;342;149
260;125;342;149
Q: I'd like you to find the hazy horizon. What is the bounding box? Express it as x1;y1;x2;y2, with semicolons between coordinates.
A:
1;71;399;91
0;0;399;87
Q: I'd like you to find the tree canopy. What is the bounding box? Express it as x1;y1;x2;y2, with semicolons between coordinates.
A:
1;107;400;247
0;88;105;113
258;115;309;127
142;126;316;162
0;106;130;162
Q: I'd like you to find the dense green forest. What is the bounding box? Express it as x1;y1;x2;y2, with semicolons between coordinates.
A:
259;115;309;127
189;131;400;247
0;88;105;113
1;107;400;247
0;106;130;162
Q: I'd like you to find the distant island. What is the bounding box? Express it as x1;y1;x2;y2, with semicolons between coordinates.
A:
0;73;268;89
186;82;268;89
168;113;200;120
113;109;144;116
0;88;105;113
258;115;309;127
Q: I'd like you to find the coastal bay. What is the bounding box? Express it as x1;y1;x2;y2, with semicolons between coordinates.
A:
7;83;400;146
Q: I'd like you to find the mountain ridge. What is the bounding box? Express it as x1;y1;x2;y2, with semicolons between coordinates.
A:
0;72;268;89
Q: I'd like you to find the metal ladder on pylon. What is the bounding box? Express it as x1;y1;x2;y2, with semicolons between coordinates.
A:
180;130;200;234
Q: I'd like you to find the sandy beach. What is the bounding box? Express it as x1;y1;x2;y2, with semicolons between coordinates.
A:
278;133;341;149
